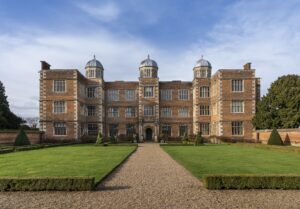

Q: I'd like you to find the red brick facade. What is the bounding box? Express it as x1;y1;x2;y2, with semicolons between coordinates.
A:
39;57;260;142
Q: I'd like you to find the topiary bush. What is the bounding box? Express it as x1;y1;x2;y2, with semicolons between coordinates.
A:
95;132;103;145
267;128;283;145
14;128;31;146
181;132;188;144
194;132;204;146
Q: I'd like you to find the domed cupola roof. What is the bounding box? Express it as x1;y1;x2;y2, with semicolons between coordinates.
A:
85;55;103;68
194;56;211;68
140;55;158;68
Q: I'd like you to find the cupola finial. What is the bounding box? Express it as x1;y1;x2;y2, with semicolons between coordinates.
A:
93;54;96;60
147;54;150;59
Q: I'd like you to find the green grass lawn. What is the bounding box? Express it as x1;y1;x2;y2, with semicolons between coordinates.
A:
162;144;300;179
0;144;136;182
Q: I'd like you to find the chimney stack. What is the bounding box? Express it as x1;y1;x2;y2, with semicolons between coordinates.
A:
41;61;51;70
243;62;251;71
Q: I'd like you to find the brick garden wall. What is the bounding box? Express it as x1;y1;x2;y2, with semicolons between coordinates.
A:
253;129;300;146
0;130;44;144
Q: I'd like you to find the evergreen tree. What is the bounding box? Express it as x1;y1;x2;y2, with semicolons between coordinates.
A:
267;128;283;145
252;75;300;129
195;132;204;146
14;128;31;146
0;81;23;129
95;132;103;144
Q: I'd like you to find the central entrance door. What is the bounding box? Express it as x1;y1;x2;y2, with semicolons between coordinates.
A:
145;128;152;141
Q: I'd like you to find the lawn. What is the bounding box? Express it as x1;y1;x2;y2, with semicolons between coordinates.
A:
0;144;136;182
161;144;300;179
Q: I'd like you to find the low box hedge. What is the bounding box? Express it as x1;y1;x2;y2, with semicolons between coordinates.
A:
204;175;300;190
0;177;95;191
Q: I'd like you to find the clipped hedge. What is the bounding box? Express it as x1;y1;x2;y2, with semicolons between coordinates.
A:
0;177;95;191
204;175;300;190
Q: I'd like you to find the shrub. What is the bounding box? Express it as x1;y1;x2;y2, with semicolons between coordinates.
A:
95;132;103;145
181;132;188;144
14;128;31;146
194;132;204;146
110;135;116;144
268;128;283;145
204;175;300;190
0;177;95;191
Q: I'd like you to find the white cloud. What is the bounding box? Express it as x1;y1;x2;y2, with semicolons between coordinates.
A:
76;2;120;22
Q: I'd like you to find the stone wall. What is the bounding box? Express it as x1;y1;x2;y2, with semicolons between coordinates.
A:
0;130;44;144
253;128;300;146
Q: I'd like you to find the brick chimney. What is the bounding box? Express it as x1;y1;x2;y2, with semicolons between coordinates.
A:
41;61;51;70
243;62;251;71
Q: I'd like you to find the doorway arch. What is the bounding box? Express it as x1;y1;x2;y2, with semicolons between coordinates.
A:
145;128;153;141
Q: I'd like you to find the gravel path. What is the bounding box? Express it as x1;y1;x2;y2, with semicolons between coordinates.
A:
1;143;300;209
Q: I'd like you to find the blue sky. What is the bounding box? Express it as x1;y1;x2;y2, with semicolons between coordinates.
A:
0;0;300;117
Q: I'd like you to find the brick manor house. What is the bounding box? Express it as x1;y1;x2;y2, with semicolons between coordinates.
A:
39;55;260;142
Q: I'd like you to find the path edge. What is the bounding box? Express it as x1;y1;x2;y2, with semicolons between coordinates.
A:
94;145;138;189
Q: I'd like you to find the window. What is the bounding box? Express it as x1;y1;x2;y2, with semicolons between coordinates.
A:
109;124;118;137
88;123;98;135
87;87;96;98
162;125;171;137
161;107;172;117
231;100;244;113
232;121;243;135
200;105;210;115
178;107;189;117
200;123;210;135
53;101;65;113
126;124;136;136
88;70;95;78
107;90;119;101
108;107;119;117
161;89;172;100
144;86;154;97
200;86;210;98
125;90;135;101
232;80;244;92
179;125;188;137
54;122;66;135
125;107;136;117
53;80;65;92
200;70;206;78
178;89;189;100
87;105;96;116
144;105;154;116
145;69;152;78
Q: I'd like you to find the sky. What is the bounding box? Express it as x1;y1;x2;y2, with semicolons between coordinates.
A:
0;0;300;118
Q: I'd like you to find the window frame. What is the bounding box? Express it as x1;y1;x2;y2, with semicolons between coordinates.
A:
144;86;154;97
144;105;154;116
231;121;244;136
231;79;244;92
53;101;66;114
231;100;244;113
178;89;189;100
53;122;67;136
53;80;66;93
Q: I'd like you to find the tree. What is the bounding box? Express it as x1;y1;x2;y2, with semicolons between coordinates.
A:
95;132;103;144
267;128;283;145
0;81;23;129
14;128;31;146
195;132;204;146
252;75;300;129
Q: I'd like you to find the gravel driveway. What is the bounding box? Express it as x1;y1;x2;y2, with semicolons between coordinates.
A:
0;143;300;209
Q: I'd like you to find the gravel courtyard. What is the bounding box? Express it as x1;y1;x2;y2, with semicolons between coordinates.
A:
0;143;299;209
